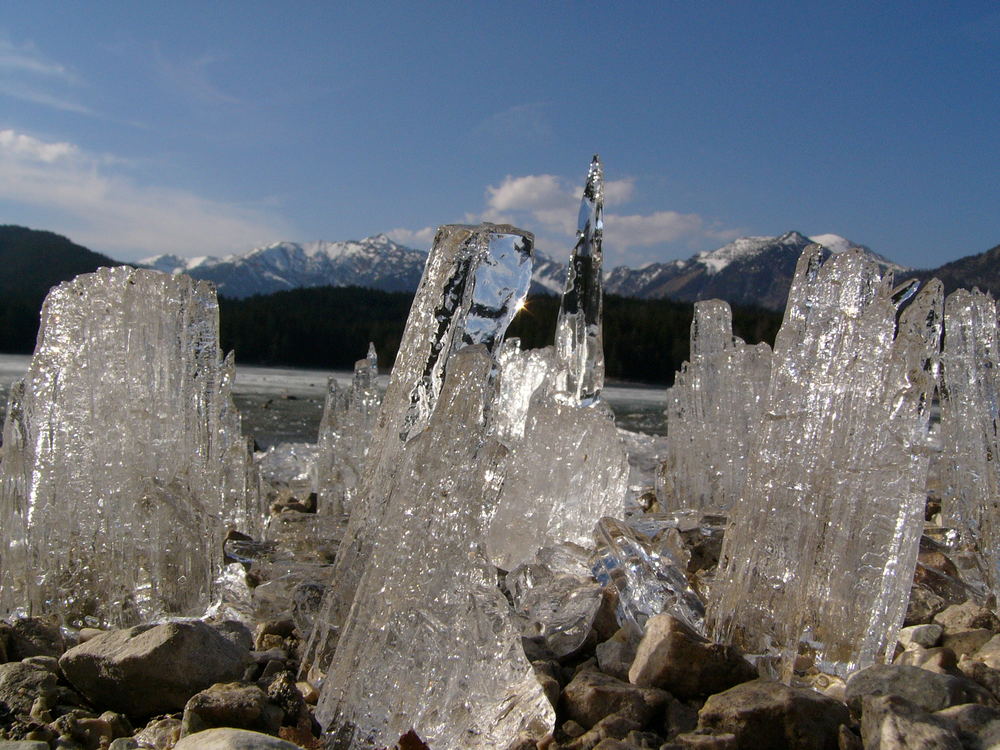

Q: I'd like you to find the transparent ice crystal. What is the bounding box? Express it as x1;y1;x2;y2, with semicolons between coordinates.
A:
708;247;942;680
555;154;605;404
657;300;771;512
316;347;554;749
302;224;533;678
0;267;260;628
313;344;381;515
936;289;1000;599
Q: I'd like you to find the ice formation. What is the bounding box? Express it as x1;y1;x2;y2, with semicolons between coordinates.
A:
936;289;1000;598
491;338;558;443
303;223;533;675
0;266;259;628
708;247;943;679
555;154;605;404
657;300;771;512
316;347;554;749
592;516;705;636
313;343;380;515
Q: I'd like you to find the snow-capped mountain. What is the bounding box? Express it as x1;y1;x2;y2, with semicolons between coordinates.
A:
140;230;910;310
602;231;911;310
140;234;428;298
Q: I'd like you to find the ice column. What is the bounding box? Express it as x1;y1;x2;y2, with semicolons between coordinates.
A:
317;347;554;749
555;154;605;404
657;300;771;512
708;247;942;680
0;267;259;628
491;338;558;443
313;343;381;516
936;289;1000;599
303;224;533;673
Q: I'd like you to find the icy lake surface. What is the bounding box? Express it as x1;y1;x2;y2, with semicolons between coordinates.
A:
0;353;667;447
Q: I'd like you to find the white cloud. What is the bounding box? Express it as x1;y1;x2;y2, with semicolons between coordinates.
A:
486;174;571;213
386;225;438;249
0;129;291;260
605;210;705;247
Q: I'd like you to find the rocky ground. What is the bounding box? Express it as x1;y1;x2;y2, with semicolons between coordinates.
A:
3;501;1000;750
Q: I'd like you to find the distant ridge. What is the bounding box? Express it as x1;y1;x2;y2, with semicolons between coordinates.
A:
901;243;1000;299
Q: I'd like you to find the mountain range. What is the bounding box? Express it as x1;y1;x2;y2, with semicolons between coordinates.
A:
141;230;910;310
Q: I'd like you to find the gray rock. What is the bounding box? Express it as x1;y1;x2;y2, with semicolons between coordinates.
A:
208;621;254;653
59;621;251;718
664;731;738;748
973;635;1000;670
180;682;283;737
958;659;1000;701
627;614;755;700
134;717;182;750
20;655;60;675
860;694;962;749
898;623;943;649
560;712;642;750
935;703;1000;749
173;728;304;749
4;618;70;660
108;740;140;750
561;670;670;730
0;661;59;716
845;664;996;716
696;678;849;750
934;602;1000;633
595;629;637;681
0;742;51;750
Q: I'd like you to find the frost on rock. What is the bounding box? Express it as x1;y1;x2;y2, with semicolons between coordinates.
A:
555;154;605;405
657;300;771;512
313;344;381;516
0;266;260;628
707;247;943;680
591;516;705;636
936;289;1000;599
316;347;554;749
303;223;533;678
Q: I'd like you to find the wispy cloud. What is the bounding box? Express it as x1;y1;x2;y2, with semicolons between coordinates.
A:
153;46;242;107
0;37;93;115
387;170;739;266
0;129;291;260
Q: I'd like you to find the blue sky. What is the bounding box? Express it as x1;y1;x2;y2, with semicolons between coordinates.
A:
0;2;996;269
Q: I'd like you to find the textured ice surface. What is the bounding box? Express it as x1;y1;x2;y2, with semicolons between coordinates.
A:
936;289;1000;599
506;543;604;658
591;516;705;636
657;300;771;512
491;339;558;443
313;344;380;515
708;247;942;679
0;267;259;627
316;347;554;749
303;223;533;678
555;155;605;404
486;393;629;571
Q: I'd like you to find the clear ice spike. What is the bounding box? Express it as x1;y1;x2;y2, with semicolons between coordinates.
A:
555;155;605;404
0;266;260;628
707;247;942;680
936;289;1000;600
657;300;771;512
316;346;554;749
302;224;533;680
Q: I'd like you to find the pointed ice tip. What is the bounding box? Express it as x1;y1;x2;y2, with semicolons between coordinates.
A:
584;155;604;203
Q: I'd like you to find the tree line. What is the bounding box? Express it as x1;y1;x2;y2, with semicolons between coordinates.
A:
217;286;783;385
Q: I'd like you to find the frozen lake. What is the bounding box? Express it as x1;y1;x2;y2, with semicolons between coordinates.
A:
0;353;668;447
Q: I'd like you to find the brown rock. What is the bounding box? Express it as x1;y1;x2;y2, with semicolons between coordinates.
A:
941;628;994;658
972;634;1000;669
934;601;1000;633
560;712;641;750
957;659;1000;701
905;585;948;626
697;678;849;750
595;629;637;682
892;646;960;675
845;664;996;716
561;670;670;730
627;615;755;699
180;682;283;737
664;732;738;749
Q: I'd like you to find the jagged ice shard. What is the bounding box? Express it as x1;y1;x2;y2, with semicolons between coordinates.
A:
313;343;381;516
302;223;533;676
657;300;771;512
555;154;605;404
0;266;259;628
708;247;942;680
936;289;1000;599
316;347;554;749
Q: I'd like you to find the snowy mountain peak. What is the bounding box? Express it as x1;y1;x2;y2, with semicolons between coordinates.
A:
809;233;862;254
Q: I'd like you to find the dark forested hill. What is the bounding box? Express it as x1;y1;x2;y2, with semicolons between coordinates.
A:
900;243;1000;298
0;225;121;351
218;288;783;385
